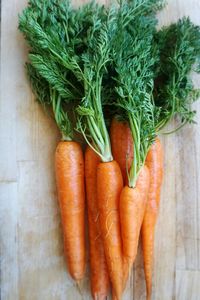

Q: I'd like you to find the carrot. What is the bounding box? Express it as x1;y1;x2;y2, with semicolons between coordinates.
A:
110;117;133;184
141;138;164;300
112;166;150;300
74;13;126;298
85;146;110;299
112;258;131;300
97;160;124;300
25;60;86;282
111;12;158;279
120;165;150;267
55;141;85;281
110;117;134;293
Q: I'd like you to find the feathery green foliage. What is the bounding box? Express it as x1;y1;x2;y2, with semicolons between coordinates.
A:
76;10;117;162
19;0;113;158
19;0;108;142
155;17;200;132
112;14;159;187
102;0;166;123
19;0;200;165
75;0;165;161
27;63;73;139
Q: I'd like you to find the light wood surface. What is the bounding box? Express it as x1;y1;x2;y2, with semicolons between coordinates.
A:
1;0;200;299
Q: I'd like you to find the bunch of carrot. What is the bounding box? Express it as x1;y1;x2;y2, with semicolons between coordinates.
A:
19;0;200;299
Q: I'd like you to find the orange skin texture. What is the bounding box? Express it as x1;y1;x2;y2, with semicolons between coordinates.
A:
110;117;134;184
111;259;130;300
120;165;150;268
85;146;110;300
55;141;85;281
142;138;164;300
97;160;124;300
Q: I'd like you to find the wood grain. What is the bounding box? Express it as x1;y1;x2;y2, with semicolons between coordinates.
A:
1;0;200;299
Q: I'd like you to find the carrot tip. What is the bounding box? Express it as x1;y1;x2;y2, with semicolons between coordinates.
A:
75;280;83;296
94;294;108;300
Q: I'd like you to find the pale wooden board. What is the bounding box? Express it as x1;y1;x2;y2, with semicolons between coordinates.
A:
1;0;200;299
175;270;200;300
0;183;19;300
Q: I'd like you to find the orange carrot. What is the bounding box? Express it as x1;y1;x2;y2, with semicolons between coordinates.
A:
120;165;150;267
97;160;124;300
110;117;134;184
55;141;85;281
85;146;110;300
141;138;164;300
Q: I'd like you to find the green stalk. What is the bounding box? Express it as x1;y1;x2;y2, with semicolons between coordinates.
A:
89;117;105;146
128;113;140;188
50;89;73;141
87;119;105;154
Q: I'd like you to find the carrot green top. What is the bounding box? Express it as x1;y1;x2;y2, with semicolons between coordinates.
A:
112;13;160;188
19;1;200;166
27;64;74;141
19;0;166;162
75;0;165;162
19;0;113;161
154;17;200;133
19;0;86;140
111;14;200;187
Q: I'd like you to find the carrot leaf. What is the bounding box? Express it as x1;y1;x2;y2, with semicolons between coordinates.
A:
27;63;73;140
112;14;159;187
155;17;200;131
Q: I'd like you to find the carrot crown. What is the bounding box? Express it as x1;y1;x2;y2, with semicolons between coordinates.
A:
19;0;113;161
112;14;159;188
75;11;116;162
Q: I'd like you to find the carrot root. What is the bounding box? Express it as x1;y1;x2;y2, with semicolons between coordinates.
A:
55;141;86;281
97;160;124;300
142;138;164;300
85;146;110;299
120;166;150;268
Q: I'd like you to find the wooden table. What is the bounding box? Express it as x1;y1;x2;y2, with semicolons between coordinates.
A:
1;0;200;299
